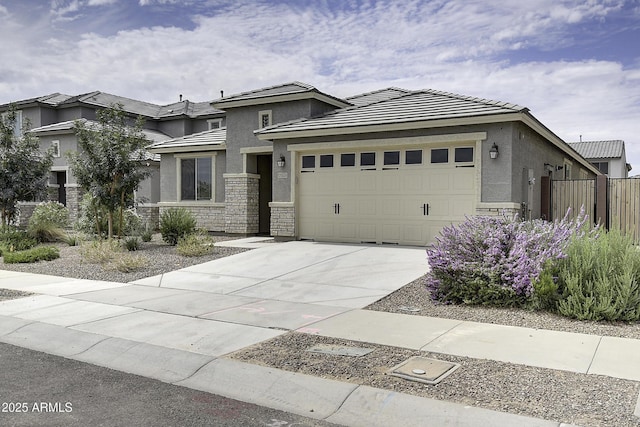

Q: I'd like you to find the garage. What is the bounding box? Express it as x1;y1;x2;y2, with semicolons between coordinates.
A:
296;142;478;246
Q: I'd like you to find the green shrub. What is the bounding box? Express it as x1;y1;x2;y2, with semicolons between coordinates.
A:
75;194;142;237
141;230;153;242
160;208;196;246
555;229;640;321
124;236;139;251
28;201;69;228
27;222;67;243
176;231;214;257
3;246;60;264
63;233;81;246
0;228;38;253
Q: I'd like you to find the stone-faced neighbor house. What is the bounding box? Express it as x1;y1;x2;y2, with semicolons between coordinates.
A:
568;140;632;178
0;91;224;224
148;82;600;246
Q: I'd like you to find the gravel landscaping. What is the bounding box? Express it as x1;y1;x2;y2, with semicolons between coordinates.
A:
1;240;639;426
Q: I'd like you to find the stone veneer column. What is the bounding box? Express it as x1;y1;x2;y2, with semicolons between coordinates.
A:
65;184;83;224
269;202;295;237
224;173;260;234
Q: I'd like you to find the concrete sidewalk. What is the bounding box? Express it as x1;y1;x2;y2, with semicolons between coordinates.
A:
0;240;636;426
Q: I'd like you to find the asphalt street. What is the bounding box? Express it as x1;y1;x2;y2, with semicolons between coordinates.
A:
0;342;338;427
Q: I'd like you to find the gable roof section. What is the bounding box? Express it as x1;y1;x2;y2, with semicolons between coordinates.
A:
147;127;227;153
257;89;527;138
213;81;351;110
568;140;624;159
345;87;412;106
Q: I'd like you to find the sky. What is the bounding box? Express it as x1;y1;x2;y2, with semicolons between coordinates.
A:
1;0;639;170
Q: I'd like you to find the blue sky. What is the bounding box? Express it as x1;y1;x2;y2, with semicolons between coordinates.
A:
1;0;639;169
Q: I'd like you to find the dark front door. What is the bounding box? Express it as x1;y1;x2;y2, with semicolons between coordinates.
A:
56;171;67;206
257;154;272;235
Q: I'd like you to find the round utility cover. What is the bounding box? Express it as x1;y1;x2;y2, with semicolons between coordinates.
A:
412;369;426;375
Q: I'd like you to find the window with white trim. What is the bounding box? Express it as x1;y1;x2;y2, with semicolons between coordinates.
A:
258;110;272;128
207;119;222;130
179;156;213;201
51;140;60;157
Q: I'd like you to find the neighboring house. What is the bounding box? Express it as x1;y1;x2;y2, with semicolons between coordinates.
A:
149;82;600;246
0;91;224;225
568;140;632;178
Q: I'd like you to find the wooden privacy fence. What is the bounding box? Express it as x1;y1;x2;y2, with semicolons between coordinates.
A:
545;175;640;242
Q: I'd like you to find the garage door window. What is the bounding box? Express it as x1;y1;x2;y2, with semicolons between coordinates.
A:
405;150;422;165
455;147;474;163
302;155;315;169
361;152;376;167
320;154;334;168
341;153;356;167
431;148;449;163
384;151;400;165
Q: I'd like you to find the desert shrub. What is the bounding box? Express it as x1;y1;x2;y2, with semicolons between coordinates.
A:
0;228;38;254
107;253;149;272
27;222;67;243
554;229;640;321
124;236;139;251
426;209;590;306
160;208;196;246
79;239;122;264
176;231;214;257
28;201;69;228
63;233;81;246
141;229;153;242
3;246;59;264
76;194;142;237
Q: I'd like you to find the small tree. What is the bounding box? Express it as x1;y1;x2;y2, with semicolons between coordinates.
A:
0;106;53;228
67;104;152;239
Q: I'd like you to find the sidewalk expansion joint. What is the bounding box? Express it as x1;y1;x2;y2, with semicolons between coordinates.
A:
322;382;361;421
585;335;604;375
419;320;465;349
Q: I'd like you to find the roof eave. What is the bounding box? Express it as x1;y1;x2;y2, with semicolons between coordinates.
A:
148;144;227;154
257;113;525;140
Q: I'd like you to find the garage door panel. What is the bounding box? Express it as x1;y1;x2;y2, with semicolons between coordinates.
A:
297;145;477;246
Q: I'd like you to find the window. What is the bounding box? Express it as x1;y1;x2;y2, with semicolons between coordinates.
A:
360;152;376;166
431;148;448;163
258;110;272;128
592;161;609;174
341;153;355;167
180;157;212;201
302;155;315;169
207;119;222;130
320;154;334;167
455;147;474;163
563;160;572;179
384;151;400;165
405;150;422;165
51;140;60;158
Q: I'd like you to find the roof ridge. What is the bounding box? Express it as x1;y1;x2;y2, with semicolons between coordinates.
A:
220;81;317;101
419;88;527;111
345;87;411;99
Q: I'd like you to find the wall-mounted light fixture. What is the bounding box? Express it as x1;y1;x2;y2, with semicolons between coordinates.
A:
489;143;499;159
544;163;554;173
277;154;286;168
556;165;563;171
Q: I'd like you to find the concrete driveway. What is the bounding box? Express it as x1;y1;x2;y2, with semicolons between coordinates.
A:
0;241;428;359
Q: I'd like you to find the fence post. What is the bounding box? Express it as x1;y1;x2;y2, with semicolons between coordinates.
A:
595;174;608;229
540;175;551;221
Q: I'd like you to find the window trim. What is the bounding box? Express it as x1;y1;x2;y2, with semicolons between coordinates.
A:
207;118;222;130
430;148;449;164
405;149;423;165
175;153;216;202
51;140;60;158
454;146;474;163
258;110;272;128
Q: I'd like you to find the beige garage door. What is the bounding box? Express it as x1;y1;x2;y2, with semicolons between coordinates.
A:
297;144;477;246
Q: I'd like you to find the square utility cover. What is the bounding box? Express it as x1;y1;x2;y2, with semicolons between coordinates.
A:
389;356;460;385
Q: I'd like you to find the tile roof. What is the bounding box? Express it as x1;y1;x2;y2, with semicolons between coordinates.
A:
147;127;226;151
258;89;527;136
568;140;625;159
217;81;317;103
345;87;412;106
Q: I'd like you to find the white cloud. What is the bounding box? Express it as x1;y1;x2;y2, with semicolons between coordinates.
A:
1;0;638;167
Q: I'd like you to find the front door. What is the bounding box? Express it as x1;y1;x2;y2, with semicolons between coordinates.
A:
257;154;273;235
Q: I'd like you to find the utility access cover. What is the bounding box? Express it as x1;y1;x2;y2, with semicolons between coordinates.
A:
306;344;374;357
389;356;460;385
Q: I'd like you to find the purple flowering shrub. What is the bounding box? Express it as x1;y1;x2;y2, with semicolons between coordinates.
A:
426;210;589;306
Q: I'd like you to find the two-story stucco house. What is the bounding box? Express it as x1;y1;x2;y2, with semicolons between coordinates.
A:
568;140;632;178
